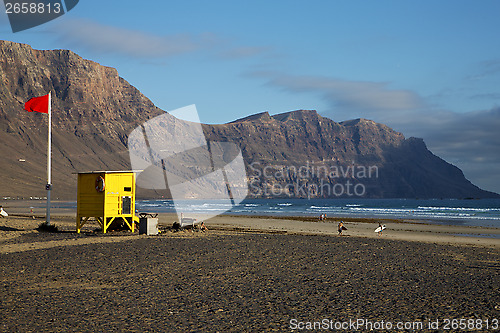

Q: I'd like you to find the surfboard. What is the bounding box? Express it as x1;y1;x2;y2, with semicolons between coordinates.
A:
374;225;386;233
0;209;8;217
342;226;347;230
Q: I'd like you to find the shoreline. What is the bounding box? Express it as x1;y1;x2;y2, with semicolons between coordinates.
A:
204;214;500;248
2;198;500;227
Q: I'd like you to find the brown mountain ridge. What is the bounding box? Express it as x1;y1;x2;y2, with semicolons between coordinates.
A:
0;40;498;199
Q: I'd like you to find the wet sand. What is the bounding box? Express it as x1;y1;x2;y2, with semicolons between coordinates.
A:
0;207;499;331
206;215;500;248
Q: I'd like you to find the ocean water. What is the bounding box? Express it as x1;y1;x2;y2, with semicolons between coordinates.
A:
136;198;500;228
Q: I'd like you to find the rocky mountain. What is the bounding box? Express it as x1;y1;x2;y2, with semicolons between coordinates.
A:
204;111;498;198
0;40;162;199
0;40;497;199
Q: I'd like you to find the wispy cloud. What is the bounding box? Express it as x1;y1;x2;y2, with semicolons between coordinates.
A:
465;58;500;81
409;107;500;193
50;18;217;58
49;18;279;63
344;104;500;194
219;46;272;59
253;71;426;122
469;92;500;100
399;107;500;155
256;71;424;111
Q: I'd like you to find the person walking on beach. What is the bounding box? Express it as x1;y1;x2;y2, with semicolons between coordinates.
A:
377;222;383;236
338;221;344;236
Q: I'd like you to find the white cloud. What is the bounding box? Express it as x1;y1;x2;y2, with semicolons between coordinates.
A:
254;72;425;117
49;18;277;63
466;58;500;81
50;18;216;58
344;105;500;195
219;46;272;59
412;107;500;194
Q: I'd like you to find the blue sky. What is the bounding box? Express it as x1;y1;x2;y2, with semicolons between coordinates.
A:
1;1;500;193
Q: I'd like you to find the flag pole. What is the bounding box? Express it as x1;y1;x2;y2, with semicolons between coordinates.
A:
46;91;52;225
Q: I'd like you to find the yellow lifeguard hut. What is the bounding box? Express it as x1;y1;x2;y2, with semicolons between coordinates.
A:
76;171;139;233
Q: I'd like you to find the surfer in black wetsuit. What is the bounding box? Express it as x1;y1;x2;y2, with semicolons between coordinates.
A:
338;221;344;235
378;222;383;236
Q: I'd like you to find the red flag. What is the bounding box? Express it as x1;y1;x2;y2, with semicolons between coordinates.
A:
24;94;49;114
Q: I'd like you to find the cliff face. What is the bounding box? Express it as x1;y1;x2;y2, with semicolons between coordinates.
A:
0;40;497;199
204;111;497;198
0;40;162;198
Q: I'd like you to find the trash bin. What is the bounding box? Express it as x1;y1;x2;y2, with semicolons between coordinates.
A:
139;213;158;235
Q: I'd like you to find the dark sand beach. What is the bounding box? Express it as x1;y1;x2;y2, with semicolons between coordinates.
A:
0;211;499;332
